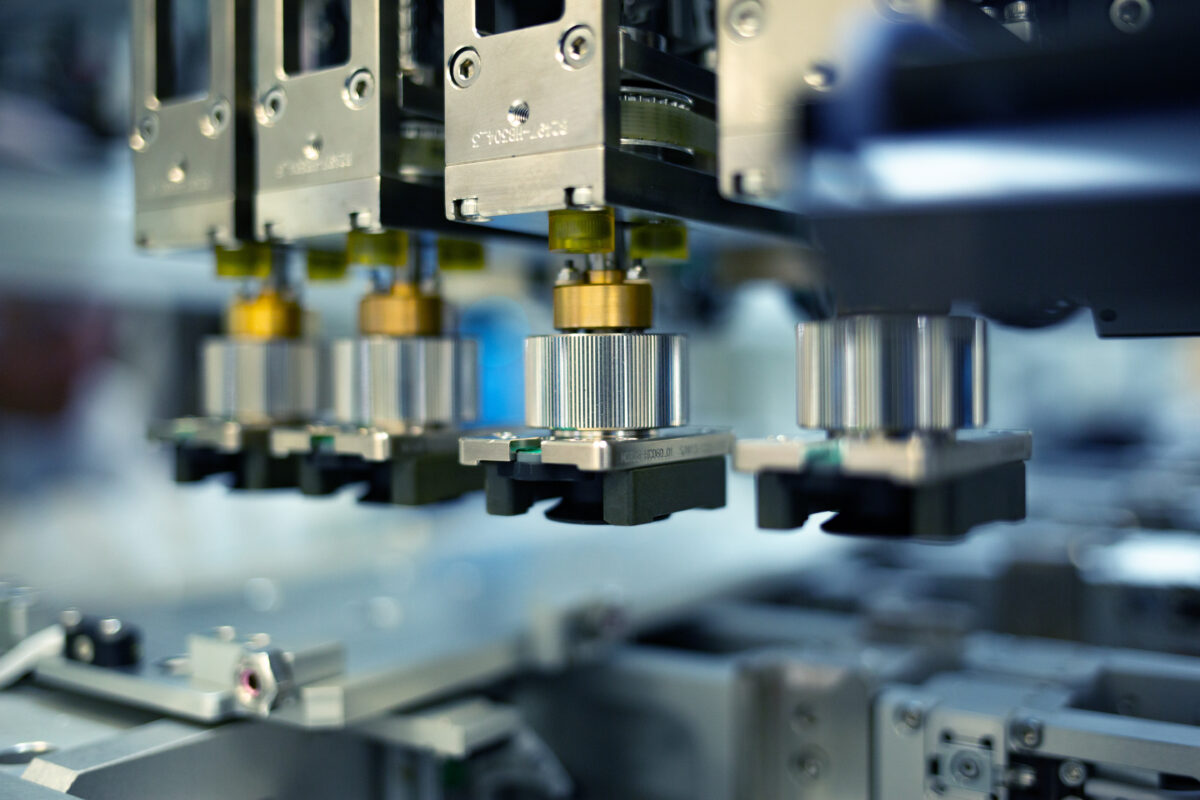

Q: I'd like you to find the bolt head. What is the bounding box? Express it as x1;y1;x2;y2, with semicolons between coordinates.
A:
1011;717;1043;748
560;26;596;69
257;87;287;126
233;649;290;717
567;186;596;208
130;114;158;152
455;197;481;219
200;97;231;138
1004;1;1032;22
804;63;838;92
735;169;769;198
1059;760;1086;787
728;0;765;38
450;48;481;88
1110;0;1153;32
953;753;982;780
898;702;924;731
344;68;375;108
71;635;96;664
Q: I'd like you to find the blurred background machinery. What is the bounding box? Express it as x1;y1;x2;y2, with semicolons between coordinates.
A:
2;0;1200;798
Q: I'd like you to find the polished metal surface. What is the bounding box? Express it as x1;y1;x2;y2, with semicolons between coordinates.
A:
331;337;478;431
797;315;987;433
734;430;1031;485
460;427;733;472
440;3;797;237
715;0;936;202
252;0;388;240
270;425;463;463
131;0;242;248
201;337;321;424
525;333;687;432
150;417;246;453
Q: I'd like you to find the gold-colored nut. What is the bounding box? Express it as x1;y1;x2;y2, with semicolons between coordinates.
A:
215;243;272;280
346;229;409;268
554;270;653;331
630;221;689;262
306;249;350;282
548;208;616;254
437;237;486;271
228;289;304;340
359;282;443;337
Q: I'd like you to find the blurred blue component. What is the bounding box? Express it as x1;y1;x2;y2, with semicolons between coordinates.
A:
460;298;530;426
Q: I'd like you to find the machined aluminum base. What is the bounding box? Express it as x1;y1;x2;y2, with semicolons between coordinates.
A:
461;427;734;526
152;417;301;490
735;431;1031;540
271;425;482;506
461;427;733;473
734;430;1032;486
151;418;482;505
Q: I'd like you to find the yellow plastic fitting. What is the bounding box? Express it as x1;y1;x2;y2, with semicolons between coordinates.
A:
346;229;410;268
630;220;689;262
548;208;616;254
215;243;273;280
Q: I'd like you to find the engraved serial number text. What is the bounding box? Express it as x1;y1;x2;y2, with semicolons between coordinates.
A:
472;120;568;149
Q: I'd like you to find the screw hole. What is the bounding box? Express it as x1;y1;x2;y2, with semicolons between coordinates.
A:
240;669;261;697
507;100;531;126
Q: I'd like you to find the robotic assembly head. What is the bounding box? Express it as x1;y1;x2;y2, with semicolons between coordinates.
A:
128;0;1200;539
4;0;1200;797
133;0;1100;539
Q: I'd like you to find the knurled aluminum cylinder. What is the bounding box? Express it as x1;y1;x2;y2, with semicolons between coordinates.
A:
525;333;688;431
797;315;987;432
202;337;320;424
331;337;478;430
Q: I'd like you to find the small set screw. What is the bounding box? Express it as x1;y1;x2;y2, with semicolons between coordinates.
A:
449;48;481;88
560;26;596;68
1010;717;1043;749
727;0;765;38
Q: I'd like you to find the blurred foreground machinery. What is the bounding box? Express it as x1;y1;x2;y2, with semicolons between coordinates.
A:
3;0;1200;798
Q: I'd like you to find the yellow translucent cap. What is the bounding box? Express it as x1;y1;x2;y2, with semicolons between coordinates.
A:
214;242;272;279
306;249;349;282
630;220;689;262
438;238;486;271
346;229;410;268
548;208;616;254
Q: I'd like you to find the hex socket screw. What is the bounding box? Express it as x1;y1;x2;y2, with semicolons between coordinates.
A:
560;26;596;69
449;48;481;88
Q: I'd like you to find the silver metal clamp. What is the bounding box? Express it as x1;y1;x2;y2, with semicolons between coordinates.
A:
797;315;986;433
525;333;688;432
331;336;478;431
